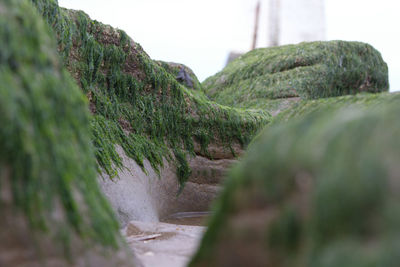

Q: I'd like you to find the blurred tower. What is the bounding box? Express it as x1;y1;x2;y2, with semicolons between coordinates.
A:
268;0;325;46
251;1;261;50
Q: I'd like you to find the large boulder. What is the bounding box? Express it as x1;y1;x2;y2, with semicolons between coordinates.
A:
0;0;138;265
32;0;269;189
203;41;389;114
190;94;400;267
29;0;270;227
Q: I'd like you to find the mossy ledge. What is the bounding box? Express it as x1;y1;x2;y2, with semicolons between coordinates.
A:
190;95;400;267
271;92;400;126
32;0;269;187
203;41;388;112
0;0;124;259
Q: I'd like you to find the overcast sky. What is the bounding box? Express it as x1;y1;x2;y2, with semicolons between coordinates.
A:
58;0;400;91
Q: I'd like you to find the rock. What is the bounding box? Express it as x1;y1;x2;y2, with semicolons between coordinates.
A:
158;61;202;91
193;141;244;160
99;146;237;227
0;0;138;265
203;41;389;114
176;67;194;88
188;155;237;185
33;1;268;187
272;92;400;125
190;94;400;267
0;202;139;267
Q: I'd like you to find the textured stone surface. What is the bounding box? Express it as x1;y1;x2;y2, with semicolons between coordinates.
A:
99;146;237;227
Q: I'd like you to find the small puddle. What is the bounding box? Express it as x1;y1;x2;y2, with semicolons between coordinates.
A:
162;211;211;226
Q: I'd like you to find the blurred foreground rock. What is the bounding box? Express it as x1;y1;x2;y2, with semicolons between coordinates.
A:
0;0;139;266
190;97;400;267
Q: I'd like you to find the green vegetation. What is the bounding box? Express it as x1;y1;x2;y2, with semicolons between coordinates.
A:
0;0;119;251
272;92;400;125
31;0;269;187
190;94;400;267
203;41;388;113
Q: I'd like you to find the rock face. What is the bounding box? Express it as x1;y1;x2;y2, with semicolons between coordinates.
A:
0;0;137;266
190;95;400;267
202;41;388;114
99;146;239;227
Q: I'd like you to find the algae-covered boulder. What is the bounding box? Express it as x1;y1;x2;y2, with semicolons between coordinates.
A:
157;61;203;91
0;0;136;265
203;41;389;113
272;92;400;125
32;0;269;187
190;96;400;267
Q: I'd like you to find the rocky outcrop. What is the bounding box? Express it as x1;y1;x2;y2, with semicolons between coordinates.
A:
202;41;389;115
32;0;269;188
30;0;262;232
190;94;400;267
0;0;138;265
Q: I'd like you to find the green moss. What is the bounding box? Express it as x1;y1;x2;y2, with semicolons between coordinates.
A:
203;41;388;114
271;92;400;125
31;1;269;186
0;0;119;250
174;148;192;193
190;93;400;266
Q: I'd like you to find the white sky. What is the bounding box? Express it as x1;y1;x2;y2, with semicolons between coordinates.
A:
58;0;400;91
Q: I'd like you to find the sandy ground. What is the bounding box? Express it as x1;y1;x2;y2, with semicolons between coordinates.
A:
122;220;205;267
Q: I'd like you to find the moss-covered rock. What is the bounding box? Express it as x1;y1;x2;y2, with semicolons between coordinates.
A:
157;61;203;91
203;41;389;114
272;92;400;125
31;0;269;188
0;0;135;264
190;94;400;267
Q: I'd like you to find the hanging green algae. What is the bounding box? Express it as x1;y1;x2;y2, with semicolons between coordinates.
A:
31;0;269;187
190;95;400;267
202;41;389;114
0;0;119;250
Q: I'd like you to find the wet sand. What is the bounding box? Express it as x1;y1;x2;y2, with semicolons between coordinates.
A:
123;220;206;267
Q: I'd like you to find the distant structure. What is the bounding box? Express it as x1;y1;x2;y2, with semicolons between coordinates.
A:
226;52;243;65
226;0;326;66
251;1;261;50
268;0;326;46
